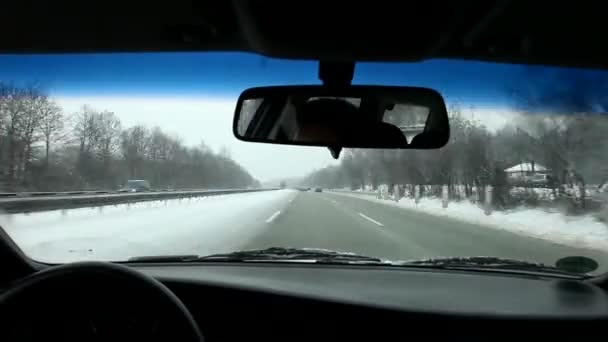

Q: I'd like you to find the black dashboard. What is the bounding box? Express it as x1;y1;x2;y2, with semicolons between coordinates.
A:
146;263;608;340
3;262;608;341
141;263;608;317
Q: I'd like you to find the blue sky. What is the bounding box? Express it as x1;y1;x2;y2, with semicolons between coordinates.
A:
0;52;528;107
1;52;606;182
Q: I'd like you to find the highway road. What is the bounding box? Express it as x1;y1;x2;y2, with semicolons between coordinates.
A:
1;189;607;272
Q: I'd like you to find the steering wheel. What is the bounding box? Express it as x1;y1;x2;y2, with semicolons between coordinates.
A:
0;261;203;341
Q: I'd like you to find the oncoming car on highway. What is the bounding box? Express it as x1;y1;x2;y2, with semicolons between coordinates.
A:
1;2;608;340
120;180;152;193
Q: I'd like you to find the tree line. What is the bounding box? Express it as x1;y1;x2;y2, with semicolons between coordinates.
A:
0;83;258;192
302;68;608;208
303;108;608;204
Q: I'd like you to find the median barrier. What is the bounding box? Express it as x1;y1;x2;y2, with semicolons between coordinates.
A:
0;188;278;213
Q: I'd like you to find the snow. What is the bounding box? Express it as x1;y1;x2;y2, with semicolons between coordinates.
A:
0;190;296;263
510;186;555;200
332;192;608;252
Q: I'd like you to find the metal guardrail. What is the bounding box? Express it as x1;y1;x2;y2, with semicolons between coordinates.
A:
0;190;112;198
0;188;278;214
0;188;215;197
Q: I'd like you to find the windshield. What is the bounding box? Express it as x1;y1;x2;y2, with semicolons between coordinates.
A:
1;52;607;275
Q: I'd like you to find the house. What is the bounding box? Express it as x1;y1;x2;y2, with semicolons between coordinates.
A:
504;163;550;182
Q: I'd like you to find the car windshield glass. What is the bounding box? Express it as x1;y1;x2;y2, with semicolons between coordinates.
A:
0;52;607;276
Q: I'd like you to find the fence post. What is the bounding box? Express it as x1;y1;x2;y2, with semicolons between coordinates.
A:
394;184;400;202
484;185;493;215
415;185;420;204
573;184;586;209
442;184;449;208
377;188;381;199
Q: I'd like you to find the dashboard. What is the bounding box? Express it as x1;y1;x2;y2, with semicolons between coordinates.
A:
3;262;608;341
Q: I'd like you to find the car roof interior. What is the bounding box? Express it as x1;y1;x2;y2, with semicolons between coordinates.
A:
2;1;608;71
2;1;608;340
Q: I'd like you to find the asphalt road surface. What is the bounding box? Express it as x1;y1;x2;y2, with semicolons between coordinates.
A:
2;189;607;272
242;191;608;267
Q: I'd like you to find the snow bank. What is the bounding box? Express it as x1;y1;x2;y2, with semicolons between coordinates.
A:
0;190;296;263
333;192;608;251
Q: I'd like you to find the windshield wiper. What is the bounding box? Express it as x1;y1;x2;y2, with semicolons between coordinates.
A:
127;251;591;278
127;254;200;262
394;256;590;277
128;247;384;264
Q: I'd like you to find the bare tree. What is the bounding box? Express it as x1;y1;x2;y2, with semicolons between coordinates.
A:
0;84;48;189
121;125;149;179
147;127;173;187
38;98;64;166
96;111;122;186
73;105;102;155
96;111;122;160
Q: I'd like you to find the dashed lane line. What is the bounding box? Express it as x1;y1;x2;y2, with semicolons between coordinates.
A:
358;212;384;227
266;210;281;223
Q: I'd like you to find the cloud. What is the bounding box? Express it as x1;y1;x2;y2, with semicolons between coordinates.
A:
460;106;523;131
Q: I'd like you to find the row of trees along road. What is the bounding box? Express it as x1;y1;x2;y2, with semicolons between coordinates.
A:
0;83;258;192
303;69;608;209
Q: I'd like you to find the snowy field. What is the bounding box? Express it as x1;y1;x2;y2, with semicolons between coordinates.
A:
0;190;297;263
332;191;608;252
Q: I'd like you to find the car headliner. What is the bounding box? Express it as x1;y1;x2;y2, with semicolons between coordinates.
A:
1;1;607;71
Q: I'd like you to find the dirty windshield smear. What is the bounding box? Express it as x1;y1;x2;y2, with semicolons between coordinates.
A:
0;53;607;276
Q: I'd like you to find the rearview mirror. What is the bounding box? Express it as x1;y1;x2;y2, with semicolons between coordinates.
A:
233;85;449;150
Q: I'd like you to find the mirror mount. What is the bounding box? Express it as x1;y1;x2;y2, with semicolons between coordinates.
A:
328;146;342;159
318;61;354;88
318;61;354;157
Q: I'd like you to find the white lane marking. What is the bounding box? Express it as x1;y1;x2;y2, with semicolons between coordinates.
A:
266;210;281;223
358;212;384;227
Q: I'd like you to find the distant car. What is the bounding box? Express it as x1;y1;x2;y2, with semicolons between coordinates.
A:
121;180;152;192
314;188;323;192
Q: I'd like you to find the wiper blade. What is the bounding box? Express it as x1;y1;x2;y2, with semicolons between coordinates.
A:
127;252;585;277
394;256;588;277
128;247;383;264
128;254;200;262
197;247;383;263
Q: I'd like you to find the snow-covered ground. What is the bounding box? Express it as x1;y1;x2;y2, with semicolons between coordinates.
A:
332;191;608;252
0;190;296;263
510;186;555;199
